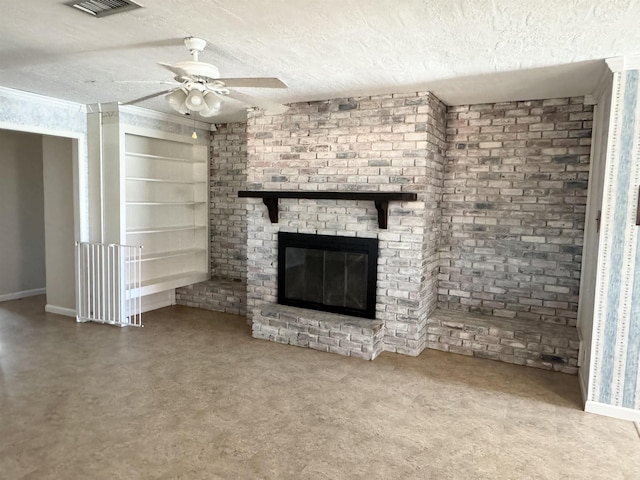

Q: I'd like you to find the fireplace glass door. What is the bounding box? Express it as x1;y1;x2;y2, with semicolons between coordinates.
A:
278;232;378;319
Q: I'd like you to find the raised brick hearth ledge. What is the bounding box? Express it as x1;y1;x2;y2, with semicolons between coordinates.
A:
251;303;578;372
427;309;579;374
176;279;247;316
252;303;385;360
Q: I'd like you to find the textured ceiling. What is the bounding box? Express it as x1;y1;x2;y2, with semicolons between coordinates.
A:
1;0;638;123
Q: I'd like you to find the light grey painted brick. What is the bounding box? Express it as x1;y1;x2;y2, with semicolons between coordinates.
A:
500;339;527;348
329;345;351;356
252;331;272;341
427;342;450;352
317;336;340;347
309;342;330;352
449;346;474;356
350;350;373;360
441;98;591;325
488;344;514;355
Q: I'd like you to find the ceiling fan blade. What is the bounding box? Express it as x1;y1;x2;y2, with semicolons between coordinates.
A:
84;79;176;85
114;80;177;85
111;38;187;50
158;62;191;79
225;90;289;114
121;88;177;105
1;38;188;69
217;77;288;89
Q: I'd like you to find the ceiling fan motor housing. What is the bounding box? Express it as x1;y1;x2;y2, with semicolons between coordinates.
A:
184;37;207;54
172;61;220;82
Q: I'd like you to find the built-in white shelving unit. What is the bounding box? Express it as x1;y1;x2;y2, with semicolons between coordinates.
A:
124;132;209;297
86;103;211;314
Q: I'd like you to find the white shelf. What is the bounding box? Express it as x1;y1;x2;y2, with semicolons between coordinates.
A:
123;132;208;300
125;151;206;163
126;201;206;206
139;248;206;262
126;176;207;184
127;225;206;235
131;271;209;297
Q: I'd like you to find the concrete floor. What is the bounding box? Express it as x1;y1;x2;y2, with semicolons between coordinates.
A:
0;296;638;480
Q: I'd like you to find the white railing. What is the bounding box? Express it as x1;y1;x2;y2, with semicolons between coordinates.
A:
75;242;143;327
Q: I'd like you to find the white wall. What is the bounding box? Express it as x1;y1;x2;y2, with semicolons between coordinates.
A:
42;136;76;312
577;72;614;401
0;130;46;300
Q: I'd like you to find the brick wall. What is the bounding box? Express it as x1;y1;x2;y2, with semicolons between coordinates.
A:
245;92;446;355
209;123;247;281
414;94;446;337
440;97;593;326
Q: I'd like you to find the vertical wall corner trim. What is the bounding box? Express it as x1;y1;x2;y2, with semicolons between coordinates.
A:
579;367;589;406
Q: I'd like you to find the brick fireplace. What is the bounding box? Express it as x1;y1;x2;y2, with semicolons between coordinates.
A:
177;91;591;374
243;92;446;359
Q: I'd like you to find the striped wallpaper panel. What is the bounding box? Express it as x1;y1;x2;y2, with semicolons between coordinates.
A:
591;69;640;410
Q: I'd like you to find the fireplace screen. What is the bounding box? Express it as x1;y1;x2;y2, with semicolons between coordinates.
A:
278;232;378;319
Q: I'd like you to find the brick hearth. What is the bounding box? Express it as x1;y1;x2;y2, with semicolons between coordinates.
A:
252;303;385;360
176;278;246;316
427;309;579;374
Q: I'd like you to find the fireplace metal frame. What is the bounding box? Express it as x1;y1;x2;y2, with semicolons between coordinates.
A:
277;232;378;319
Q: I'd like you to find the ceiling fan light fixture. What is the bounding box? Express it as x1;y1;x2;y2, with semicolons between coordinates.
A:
200;93;222;117
165;89;189;114
185;89;206;111
124;36;287;119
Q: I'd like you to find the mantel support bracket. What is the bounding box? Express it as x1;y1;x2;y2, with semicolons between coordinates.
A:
374;201;388;230
263;198;279;224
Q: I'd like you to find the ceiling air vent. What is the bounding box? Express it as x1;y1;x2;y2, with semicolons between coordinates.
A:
67;0;143;18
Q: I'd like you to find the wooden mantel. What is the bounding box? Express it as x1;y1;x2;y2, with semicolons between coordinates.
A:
237;191;418;229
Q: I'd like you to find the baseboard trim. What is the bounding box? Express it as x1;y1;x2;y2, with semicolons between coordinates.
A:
0;288;46;302
139;296;173;314
585;401;640;422
45;304;76;318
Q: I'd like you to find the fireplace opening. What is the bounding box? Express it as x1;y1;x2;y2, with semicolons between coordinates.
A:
278;232;378;319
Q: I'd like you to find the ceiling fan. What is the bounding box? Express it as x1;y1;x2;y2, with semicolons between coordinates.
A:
122;37;289;116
